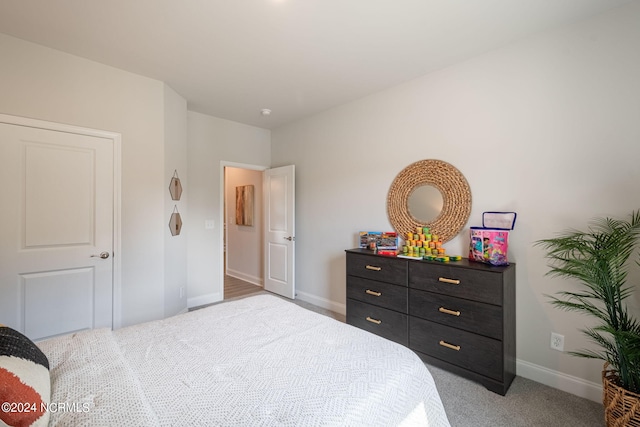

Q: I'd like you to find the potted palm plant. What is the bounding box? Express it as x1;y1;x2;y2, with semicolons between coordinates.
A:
536;211;640;427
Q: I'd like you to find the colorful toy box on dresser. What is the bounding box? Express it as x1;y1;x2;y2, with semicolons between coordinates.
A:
469;211;517;266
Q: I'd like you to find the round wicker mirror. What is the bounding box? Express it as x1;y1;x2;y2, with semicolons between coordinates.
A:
387;159;471;243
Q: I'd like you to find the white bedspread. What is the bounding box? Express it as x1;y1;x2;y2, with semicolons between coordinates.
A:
38;295;450;426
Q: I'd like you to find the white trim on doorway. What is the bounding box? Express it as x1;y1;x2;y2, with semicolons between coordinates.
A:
219;161;268;299
0;113;123;329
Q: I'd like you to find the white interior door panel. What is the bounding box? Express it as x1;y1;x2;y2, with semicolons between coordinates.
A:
0;122;114;341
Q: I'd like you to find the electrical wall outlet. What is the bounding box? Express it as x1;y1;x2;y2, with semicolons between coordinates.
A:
551;332;564;351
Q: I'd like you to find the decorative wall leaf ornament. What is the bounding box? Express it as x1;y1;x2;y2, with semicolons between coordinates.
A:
169;205;182;236
169;169;183;201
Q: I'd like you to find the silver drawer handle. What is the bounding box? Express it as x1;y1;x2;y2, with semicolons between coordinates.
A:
438;277;460;285
365;265;382;271
439;307;461;316
439;340;461;351
365;289;382;297
366;316;382;325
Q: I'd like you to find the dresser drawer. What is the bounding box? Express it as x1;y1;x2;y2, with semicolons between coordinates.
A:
346;253;407;286
347;276;408;313
410;316;503;381
409;289;502;340
409;262;502;306
347;299;408;346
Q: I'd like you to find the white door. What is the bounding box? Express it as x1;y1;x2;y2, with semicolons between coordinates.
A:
263;165;295;299
0;122;114;341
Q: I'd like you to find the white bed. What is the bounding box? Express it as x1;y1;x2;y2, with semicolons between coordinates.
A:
37;294;450;426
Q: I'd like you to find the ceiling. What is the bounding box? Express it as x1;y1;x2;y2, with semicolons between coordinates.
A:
0;0;632;129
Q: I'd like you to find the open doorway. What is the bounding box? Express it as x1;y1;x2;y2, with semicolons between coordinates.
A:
223;165;265;300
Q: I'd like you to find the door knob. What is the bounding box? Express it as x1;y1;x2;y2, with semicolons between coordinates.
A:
283;236;295;241
91;251;110;259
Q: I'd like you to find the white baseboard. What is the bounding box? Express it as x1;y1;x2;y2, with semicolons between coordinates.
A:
291;290;603;403
516;359;602;402
295;290;346;316
226;269;263;286
188;292;222;309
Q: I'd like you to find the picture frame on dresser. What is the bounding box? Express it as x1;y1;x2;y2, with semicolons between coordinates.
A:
345;248;516;395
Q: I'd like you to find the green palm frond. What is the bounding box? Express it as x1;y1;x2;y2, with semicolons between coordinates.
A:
535;210;640;392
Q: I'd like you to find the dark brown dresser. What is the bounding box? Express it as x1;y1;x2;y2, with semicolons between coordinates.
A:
345;248;516;395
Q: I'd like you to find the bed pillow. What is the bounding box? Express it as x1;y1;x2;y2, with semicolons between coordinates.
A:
0;325;50;427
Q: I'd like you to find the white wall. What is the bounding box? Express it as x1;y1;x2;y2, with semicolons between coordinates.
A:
186;112;270;308
0;33;270;322
225;167;263;286
271;2;640;401
164;84;189;317
0;33;169;327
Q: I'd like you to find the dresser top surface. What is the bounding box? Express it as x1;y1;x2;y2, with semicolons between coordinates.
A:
345;248;515;272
